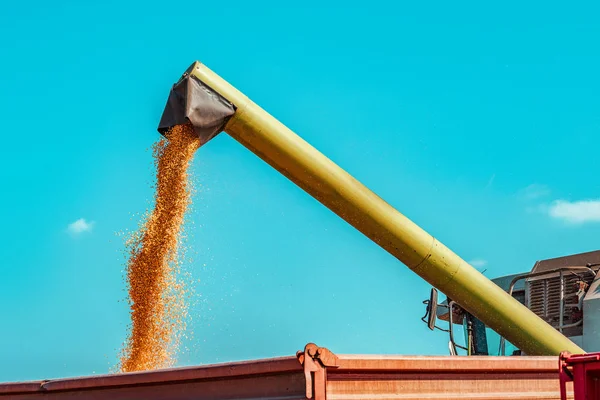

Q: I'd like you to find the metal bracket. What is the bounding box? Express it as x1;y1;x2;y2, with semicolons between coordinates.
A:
297;343;339;400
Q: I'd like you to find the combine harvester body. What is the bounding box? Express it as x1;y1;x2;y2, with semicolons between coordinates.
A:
3;62;599;399
423;250;600;357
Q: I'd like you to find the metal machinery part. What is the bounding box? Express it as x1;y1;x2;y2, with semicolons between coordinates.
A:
158;61;583;356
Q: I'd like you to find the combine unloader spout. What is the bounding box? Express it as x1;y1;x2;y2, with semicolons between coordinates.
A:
158;61;584;356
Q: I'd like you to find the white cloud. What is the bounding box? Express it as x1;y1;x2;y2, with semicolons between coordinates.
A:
469;259;488;268
519;184;551;200
548;200;600;224
67;218;95;235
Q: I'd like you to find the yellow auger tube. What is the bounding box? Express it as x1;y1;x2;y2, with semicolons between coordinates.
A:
189;61;583;356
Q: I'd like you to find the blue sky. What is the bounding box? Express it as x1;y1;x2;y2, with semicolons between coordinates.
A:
1;0;600;382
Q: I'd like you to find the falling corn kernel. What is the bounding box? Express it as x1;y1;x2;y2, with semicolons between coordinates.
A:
119;124;199;373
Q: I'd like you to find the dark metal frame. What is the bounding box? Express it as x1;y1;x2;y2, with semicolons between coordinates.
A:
422;293;472;356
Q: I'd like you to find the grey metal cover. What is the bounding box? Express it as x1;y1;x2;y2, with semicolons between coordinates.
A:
531;250;600;274
157;64;236;145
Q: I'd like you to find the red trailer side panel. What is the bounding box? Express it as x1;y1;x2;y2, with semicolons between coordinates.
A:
0;344;573;400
